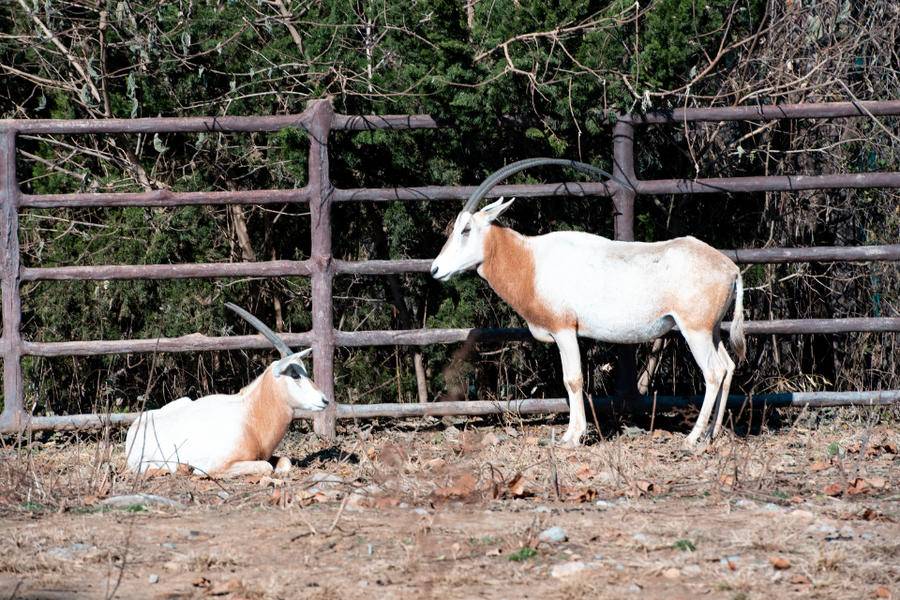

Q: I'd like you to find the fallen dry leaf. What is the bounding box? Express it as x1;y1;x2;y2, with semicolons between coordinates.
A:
718;473;735;487
377;443;408;469
769;556;791;570
847;478;870;496
823;483;844;497
506;473;530;498
790;574;811;586
866;476;888;489
874;586;892;599
564;487;598;503
651;429;672;440
575;464;595;481
459;431;484;454
192;576;211;588
423;457;447;471
810;460;831;472
144;467;171;479
626;479;657;497
434;472;478;500
208;578;243;596
878;441;897;454
373;496;401;509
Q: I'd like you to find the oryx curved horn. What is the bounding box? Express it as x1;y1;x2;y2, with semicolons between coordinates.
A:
225;302;292;358
461;158;634;214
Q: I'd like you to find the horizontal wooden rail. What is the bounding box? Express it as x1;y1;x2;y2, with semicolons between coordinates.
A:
14;318;899;357
20;245;900;282
332;114;440;130
22;260;312;281
20;188;312;209
11;390;899;433
1;112;441;135
720;244;900;263
332;181;615;202
635;172;900;195
23;332;314;356
617;100;900;124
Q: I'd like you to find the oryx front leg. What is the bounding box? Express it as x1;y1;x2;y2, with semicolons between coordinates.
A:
554;329;586;447
215;460;275;479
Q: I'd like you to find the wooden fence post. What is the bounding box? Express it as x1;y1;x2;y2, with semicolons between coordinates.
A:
307;100;337;439
0;128;23;431
612;120;639;402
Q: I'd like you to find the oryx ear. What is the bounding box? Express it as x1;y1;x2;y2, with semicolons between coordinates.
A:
273;349;312;377
478;197;515;222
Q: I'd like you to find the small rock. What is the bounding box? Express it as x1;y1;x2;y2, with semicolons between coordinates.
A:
626;583;642;594
482;432;502;446
100;494;184;509
148;574;159;584
413;507;429;516
46;543;98;561
307;471;344;485
734;498;757;509
217;491;229;500
662;567;680;579
551;561;587;578
161;542;177;550
683;565;702;576
594;500;614;510
808;521;838;535
761;502;783;512
538;527;568;544
789;509;814;520
533;505;552;513
631;532;650;545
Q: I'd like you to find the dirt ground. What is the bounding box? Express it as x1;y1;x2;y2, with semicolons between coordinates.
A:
0;410;898;600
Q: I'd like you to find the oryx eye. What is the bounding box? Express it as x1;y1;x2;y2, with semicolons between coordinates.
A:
288;364;304;380
460;224;471;236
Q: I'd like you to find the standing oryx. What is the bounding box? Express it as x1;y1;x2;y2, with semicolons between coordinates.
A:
431;159;745;447
126;303;327;478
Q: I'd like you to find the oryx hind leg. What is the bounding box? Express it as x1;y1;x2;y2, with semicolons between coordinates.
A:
712;341;736;439
679;325;728;448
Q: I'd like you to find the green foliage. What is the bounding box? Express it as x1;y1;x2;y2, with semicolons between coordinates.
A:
0;0;896;415
508;547;538;561
673;539;696;552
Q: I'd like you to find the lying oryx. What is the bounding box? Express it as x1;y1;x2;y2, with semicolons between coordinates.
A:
431;159;745;447
125;303;327;478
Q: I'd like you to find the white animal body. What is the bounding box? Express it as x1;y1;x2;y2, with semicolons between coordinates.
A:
431;197;745;447
126;304;328;478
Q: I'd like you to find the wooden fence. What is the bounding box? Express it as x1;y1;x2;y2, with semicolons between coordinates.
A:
1;99;899;436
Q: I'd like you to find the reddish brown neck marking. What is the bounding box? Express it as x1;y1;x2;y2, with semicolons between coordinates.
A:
240;370;293;460
481;226;573;332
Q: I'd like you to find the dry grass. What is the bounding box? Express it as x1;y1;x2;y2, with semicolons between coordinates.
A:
0;409;897;599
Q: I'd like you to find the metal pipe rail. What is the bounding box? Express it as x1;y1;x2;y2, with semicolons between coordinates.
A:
2;99;899;434
18;389;900;433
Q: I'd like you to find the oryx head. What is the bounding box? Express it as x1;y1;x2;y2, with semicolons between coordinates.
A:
430;158;627;282
225;303;328;411
430;197;515;281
